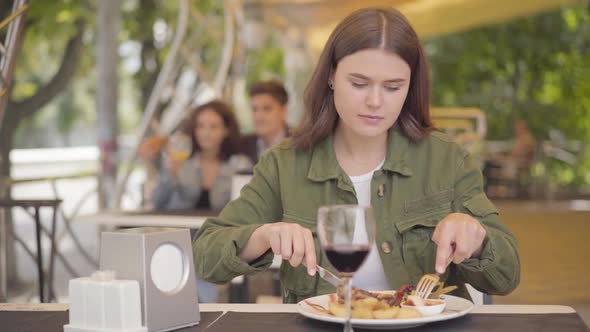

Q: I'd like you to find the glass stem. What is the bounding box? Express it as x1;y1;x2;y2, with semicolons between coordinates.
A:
344;276;353;332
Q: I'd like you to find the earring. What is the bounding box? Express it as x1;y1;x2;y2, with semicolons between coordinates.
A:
328;80;334;89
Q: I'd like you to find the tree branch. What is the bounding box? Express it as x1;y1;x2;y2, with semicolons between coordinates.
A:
7;19;86;120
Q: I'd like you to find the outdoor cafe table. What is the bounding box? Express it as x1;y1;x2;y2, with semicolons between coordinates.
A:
0;303;587;332
74;209;215;228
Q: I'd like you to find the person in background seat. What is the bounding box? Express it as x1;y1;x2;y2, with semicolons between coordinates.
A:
149;100;251;303
150;100;251;211
241;80;291;165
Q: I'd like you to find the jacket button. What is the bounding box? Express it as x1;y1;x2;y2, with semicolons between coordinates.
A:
381;241;393;254
377;184;385;197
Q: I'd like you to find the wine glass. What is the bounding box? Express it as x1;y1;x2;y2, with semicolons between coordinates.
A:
167;132;192;163
317;205;376;332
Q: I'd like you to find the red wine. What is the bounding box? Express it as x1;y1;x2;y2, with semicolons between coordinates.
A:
324;244;370;274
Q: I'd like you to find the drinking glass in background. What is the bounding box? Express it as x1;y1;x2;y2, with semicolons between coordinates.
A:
317;205;376;332
166;132;192;163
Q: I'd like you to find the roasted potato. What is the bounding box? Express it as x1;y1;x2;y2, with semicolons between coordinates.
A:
351;307;374;319
397;307;421;319
328;300;347;317
372;306;400;319
353;297;380;309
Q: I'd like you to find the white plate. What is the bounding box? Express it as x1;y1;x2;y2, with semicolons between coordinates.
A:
297;292;474;330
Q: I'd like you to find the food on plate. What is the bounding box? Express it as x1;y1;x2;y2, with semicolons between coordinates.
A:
323;284;420;319
403;295;445;307
306;281;457;319
401;295;446;316
372;306;400;319
396;306;422;319
429;282;458;299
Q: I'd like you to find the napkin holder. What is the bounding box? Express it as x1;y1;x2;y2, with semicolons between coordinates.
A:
100;227;200;332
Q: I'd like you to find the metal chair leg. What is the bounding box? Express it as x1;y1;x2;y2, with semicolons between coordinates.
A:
33;206;44;303
47;204;58;302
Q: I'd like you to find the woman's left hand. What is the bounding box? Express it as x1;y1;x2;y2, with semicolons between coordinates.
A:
431;213;487;274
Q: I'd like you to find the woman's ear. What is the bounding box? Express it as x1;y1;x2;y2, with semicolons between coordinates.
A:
328;71;335;90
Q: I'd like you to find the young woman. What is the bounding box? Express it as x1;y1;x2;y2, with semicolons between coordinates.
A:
194;8;520;303
150;100;251;303
151;100;251;212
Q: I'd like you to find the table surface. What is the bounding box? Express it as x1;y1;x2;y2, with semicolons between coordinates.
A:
0;303;587;332
198;303;577;314
0;198;62;207
0;302;578;314
74;209;216;228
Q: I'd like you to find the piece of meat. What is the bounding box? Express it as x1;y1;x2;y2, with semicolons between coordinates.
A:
392;284;415;306
336;284;414;307
337;285;376;301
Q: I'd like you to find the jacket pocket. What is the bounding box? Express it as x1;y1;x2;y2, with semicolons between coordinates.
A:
397;216;440;268
396;205;451;282
404;189;453;216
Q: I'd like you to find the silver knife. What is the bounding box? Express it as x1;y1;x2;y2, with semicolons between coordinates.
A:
303;262;342;288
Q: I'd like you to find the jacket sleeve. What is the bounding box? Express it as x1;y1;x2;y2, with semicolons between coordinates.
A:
151;157;202;210
451;149;521;295
193;152;283;283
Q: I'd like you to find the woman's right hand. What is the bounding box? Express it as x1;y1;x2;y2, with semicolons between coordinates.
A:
241;222;317;276
265;222;317;275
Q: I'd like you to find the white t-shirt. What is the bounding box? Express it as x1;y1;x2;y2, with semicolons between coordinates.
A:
350;160;390;291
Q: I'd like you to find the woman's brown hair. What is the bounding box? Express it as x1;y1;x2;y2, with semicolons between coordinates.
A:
182;100;240;161
291;7;433;149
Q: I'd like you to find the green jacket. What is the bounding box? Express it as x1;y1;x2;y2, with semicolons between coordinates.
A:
193;129;520;303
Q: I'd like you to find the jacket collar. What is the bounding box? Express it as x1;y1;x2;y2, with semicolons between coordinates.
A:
307;128;413;182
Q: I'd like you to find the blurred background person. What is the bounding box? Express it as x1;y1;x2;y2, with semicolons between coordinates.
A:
150;100;251;211
148;100;250;303
241;80;291;164
484;118;536;198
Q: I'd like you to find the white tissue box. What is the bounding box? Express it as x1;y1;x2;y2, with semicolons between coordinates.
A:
64;271;147;332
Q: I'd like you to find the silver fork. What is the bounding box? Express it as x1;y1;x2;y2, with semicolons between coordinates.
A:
415;273;441;300
415;244;455;299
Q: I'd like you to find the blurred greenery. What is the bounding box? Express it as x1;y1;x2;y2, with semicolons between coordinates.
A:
6;0;287;148
0;1;92;159
426;3;590;142
425;3;590;194
2;1;588;195
244;39;285;87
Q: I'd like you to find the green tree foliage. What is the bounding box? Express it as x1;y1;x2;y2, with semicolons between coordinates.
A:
426;4;590;141
245;41;285;87
10;1;92;99
425;3;590;191
2;0;92;150
122;0;176;110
